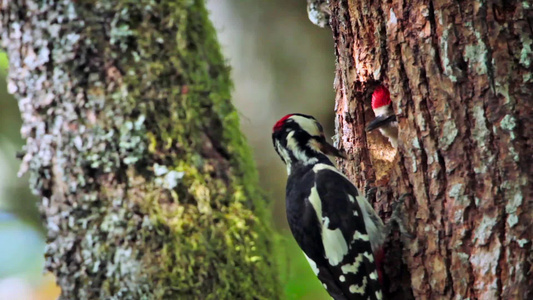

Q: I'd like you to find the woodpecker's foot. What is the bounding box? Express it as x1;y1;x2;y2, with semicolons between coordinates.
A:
387;193;414;239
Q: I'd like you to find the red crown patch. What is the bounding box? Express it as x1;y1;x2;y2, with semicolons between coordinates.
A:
273;114;294;132
371;86;391;109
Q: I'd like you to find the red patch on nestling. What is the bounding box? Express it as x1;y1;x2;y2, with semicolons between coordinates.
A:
273;114;293;132
371;86;391;110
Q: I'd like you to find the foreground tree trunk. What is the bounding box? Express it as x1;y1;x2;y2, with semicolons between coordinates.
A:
328;0;532;299
1;1;280;299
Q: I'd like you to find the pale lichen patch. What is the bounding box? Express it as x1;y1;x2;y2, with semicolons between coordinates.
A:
473;214;497;245
448;183;463;199
389;8;397;25
439;119;458;150
471;105;490;145
519;33;532;67
507;214;519;228
505;192;523;215
440;25;458;82
464;31;489;75
499;115;516;132
517;239;529;248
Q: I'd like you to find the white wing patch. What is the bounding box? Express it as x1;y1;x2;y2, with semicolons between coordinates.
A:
369;270;379;280
340;253;364;274
353;231;369;241
304;254;320;275
349;277;368;294
308;185;348;266
322;228;348;266
313;163;385;254
364;251;375;263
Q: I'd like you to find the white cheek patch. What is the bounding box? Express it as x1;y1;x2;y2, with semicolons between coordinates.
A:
308;185;348;266
275;140;292;173
286;131;318;165
373;105;390;117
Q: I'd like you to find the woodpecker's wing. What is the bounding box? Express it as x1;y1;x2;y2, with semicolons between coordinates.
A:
305;163;382;300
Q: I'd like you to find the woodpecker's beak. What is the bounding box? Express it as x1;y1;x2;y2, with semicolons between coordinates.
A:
365;115;397;132
317;137;347;159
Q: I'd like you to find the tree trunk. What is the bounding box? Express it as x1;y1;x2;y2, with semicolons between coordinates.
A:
328;0;532;299
0;1;280;299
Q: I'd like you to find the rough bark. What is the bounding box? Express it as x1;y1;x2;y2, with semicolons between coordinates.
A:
0;1;280;299
328;0;532;299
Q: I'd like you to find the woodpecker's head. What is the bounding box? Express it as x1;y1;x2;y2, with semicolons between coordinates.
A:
272;114;345;172
366;86;396;132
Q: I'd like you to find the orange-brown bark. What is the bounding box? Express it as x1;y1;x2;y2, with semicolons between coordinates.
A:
329;0;532;299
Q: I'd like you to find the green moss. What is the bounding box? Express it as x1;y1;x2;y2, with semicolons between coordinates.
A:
75;0;281;298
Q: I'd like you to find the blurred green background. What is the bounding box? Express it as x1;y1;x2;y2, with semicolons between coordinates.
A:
0;1;334;299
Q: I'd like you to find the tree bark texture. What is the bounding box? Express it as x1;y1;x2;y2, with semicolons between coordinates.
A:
0;1;280;299
328;0;532;299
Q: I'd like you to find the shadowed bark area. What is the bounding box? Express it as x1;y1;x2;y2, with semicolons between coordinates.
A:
328;0;532;299
0;1;280;299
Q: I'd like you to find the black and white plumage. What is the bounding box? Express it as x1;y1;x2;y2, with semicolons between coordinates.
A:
272;114;385;300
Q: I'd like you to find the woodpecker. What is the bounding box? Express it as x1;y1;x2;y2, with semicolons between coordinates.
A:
272;114;385;300
365;86;398;148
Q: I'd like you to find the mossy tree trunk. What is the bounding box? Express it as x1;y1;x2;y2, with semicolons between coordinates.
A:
0;1;280;299
326;0;532;299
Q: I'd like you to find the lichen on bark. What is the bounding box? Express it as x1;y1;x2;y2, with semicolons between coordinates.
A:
328;0;532;299
0;0;280;299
